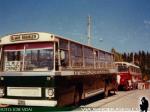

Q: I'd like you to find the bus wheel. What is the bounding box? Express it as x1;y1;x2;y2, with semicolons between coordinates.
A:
74;91;80;106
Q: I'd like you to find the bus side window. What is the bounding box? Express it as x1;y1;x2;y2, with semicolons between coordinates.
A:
60;50;68;67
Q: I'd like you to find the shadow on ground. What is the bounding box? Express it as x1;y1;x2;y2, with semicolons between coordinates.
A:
80;92;116;106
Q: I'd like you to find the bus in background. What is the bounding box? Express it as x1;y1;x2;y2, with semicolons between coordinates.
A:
0;32;117;107
115;62;142;90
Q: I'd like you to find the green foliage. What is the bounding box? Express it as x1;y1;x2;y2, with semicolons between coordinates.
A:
111;48;123;62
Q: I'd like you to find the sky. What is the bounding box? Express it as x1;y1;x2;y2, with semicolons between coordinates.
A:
0;0;150;53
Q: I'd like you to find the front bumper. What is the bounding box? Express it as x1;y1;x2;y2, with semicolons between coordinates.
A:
0;98;57;107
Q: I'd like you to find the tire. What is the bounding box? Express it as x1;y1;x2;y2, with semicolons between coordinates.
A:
74;91;80;106
74;83;83;106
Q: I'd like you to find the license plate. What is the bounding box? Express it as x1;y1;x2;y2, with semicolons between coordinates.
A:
18;100;25;105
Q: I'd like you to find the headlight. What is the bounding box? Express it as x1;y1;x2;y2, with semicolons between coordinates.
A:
45;88;54;98
0;88;4;97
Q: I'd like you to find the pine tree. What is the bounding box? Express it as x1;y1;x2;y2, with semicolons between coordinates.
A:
121;51;150;80
122;53;127;62
111;48;123;61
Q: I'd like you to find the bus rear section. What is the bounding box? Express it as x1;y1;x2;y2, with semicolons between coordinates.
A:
0;32;117;107
115;62;142;91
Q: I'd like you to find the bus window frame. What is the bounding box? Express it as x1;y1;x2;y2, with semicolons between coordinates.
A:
2;42;55;72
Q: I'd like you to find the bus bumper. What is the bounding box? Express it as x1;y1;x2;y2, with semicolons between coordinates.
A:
0;98;57;107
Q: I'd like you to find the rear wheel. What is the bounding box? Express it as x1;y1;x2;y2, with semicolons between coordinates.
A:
74;83;83;106
74;91;80;106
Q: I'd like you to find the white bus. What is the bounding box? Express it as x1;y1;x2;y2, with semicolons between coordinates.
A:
0;32;117;107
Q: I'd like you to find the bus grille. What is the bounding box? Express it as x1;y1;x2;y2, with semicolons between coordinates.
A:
7;87;42;97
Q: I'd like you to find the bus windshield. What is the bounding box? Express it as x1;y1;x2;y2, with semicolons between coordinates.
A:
3;43;54;71
117;65;128;72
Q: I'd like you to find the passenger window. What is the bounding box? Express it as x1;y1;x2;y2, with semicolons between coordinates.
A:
60;50;68;67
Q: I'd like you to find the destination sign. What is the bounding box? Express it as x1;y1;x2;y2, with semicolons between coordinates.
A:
10;33;39;42
4;61;21;71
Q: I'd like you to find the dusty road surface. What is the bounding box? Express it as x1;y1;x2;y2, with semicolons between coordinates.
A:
75;89;150;111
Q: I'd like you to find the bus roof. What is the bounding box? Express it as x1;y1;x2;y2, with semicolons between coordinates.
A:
115;62;140;68
0;32;112;55
55;34;112;55
0;32;55;45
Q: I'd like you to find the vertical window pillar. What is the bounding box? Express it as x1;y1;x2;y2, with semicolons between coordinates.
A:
53;42;56;71
0;47;2;71
82;46;85;68
68;41;71;68
93;50;96;69
22;45;26;71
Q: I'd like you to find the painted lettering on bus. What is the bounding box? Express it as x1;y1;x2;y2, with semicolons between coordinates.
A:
10;33;39;42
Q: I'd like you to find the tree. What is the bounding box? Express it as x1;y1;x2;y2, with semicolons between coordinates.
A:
111;48;123;62
121;51;150;80
122;53;127;62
